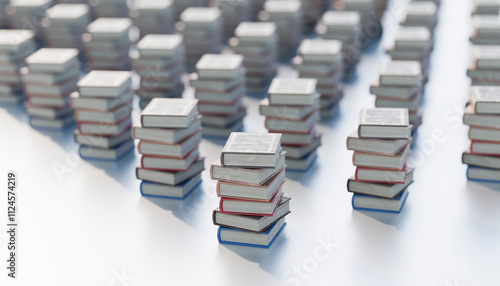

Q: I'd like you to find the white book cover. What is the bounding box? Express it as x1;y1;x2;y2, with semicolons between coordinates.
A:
359;108;409;126
380;61;421;77
268;78;317;96
222;133;281;155
77;71;131;89
196;54;243;72
142;98;198;118
235;22;276;38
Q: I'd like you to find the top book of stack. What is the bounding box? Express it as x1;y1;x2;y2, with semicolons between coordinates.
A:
141;98;199;129
220;132;282;168
77;71;131;98
358;108;412;139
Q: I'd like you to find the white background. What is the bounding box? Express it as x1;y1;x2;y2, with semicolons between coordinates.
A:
1;0;500;285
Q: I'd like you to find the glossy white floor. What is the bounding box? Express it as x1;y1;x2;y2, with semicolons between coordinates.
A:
1;1;499;285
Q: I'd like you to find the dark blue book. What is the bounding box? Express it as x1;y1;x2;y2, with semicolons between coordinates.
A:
352;189;409;214
217;217;286;248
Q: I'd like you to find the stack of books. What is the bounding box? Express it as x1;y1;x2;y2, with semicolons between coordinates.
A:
72;71;134;160
467;45;500;86
316;10;362;74
130;0;175;37
177;7;222;67
0;29;36;104
211;132;290;248
135;98;204;198
250;0;265;19
332;0;386;43
89;0;129;18
292;39;344;117
386;26;433;72
228;22;278;94
83;18;133;71
260;78;321;171
370;60;424;131
470;14;500;45
462;86;500;182
347;108;413;213
173;0;205;20
190;54;246;137
215;0;250;40
259;0;302;58
6;0;53;41
132;34;185;109
472;0;500;15
22;48;80;129
41;4;91;50
300;0;322;30
401;1;438;31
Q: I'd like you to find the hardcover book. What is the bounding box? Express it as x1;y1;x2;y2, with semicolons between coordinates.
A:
221;132;282;168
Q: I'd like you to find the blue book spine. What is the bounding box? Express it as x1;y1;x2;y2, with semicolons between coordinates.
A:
217;222;286;249
466;166;500;183
351;192;409;214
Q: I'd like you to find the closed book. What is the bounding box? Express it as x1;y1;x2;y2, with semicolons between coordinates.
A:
469;126;500;142
265;110;319;133
79;140;134;161
77;71;131;98
462;149;500;170
370;83;421;100
138;131;202;158
75;129;132;149
348;169;414;198
198;98;243;115
195;54;244;79
217;217;286;248
259;98;319;120
25;103;73;119
268;78;318;106
140;173;201;199
282;135;321;159
286;150;318;171
202;120;244;137
70;90;134;112
220;132;282;168
358;108;412;139
463;104;500;129
470;86;500;114
279;128;316;146
201;107;246;128
220;189;283;216
30;114;74;129
74;101;132;123
352;190;409;213
132;116;202;144
471;140;500;155
189;72;244;92
78;116;132;136
141;98;199;128
141;148;199;171
347;131;409;155
217;169;286;201
466;166;500;183
355;167;408;184
211;152;286;185
136;157;205;186
353;141;411;170
379;61;422;86
195;83;245;103
213;197;291;232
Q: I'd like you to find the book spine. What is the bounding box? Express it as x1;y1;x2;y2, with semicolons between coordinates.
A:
212;210;218;226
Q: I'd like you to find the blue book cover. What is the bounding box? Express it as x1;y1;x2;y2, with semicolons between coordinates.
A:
217;221;286;249
140;174;201;199
352;191;409;214
466;166;500;183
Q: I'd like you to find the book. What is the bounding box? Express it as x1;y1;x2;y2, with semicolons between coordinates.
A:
348;169;414;198
136;157;205;186
136;34;183;58
141;148;199;171
286;150;318;171
282;135;321;159
355;167;408;184
198;99;243;115
259;98;319;120
352;190;409;213
220;132;282;168
140;173;201;199
25;48;79;73
220;188;283;216
298;39;342;63
75;129;132;149
217;168;286;200
202;120;244;137
141;98;199;128
79;140;134;161
471;141;500;155
78;116;132;136
21;65;80;85
213;197;291;232
469;126;500;142
265;110;319;133
30;114;74;129
77;71;132;97
268;78;318;106
358;108;412;139
211;152;286;185
279;128;317;145
70;91;134;112
347;131;409;155
189;72;244;92
463;104;500;129
138;131;202;158
353;141;411;170
217;217;286;248
370;83;421;100
74;102;132;123
132;116;202;144
472;45;500;69
195;54;244;79
201;107;246;128
462;149;500;169
470;86;500;114
25;104;73;119
466;166;500;183
379;61;422;86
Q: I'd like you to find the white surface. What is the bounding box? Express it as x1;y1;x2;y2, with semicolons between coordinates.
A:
1;1;500;285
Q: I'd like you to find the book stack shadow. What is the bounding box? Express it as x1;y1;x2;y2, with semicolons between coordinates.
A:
211;132;290;248
135;98;204;199
347;108;414;213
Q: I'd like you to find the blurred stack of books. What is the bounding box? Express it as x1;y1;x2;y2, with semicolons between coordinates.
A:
130;0;176;36
42;3;91;50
